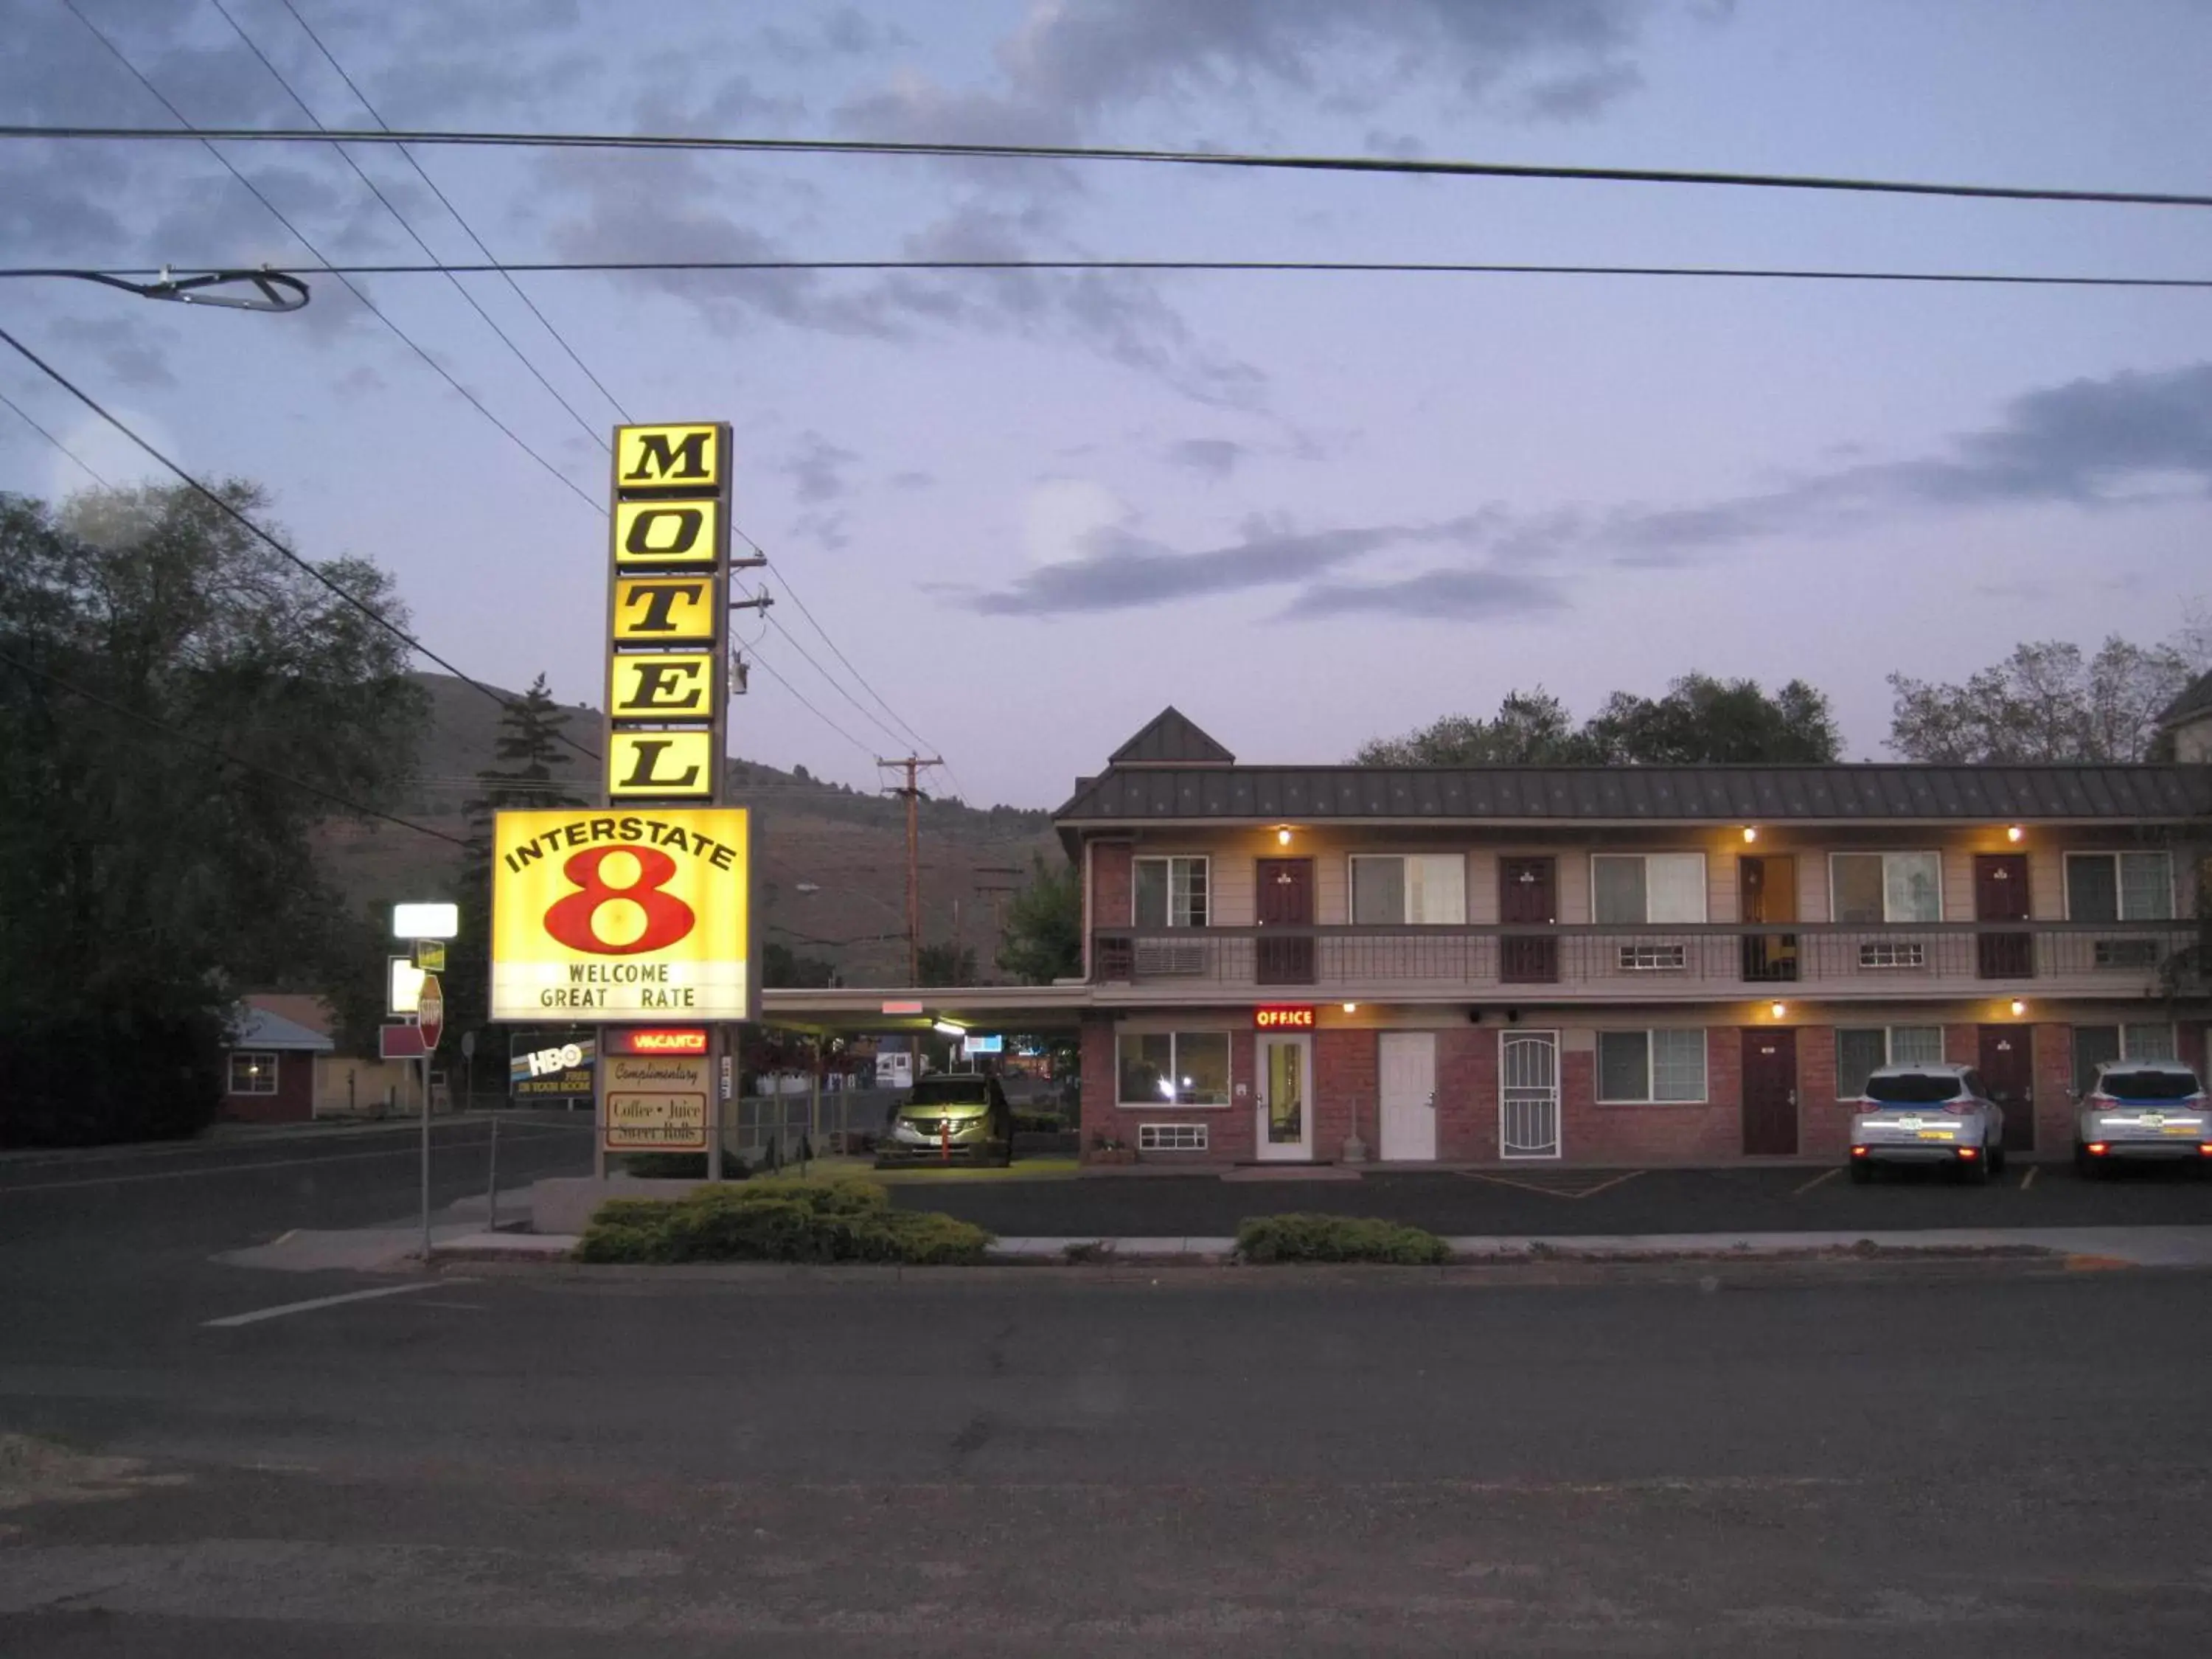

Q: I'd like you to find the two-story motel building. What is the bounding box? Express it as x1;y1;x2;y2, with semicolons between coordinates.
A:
1054;709;2212;1168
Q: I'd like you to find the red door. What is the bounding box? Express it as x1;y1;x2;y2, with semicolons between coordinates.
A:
1741;1028;1799;1155
1256;858;1315;985
1499;857;1558;984
1975;853;2033;979
1978;1026;2035;1152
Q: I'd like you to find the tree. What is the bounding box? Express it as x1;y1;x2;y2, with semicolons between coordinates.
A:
1887;637;2195;763
1357;677;1840;768
996;852;1082;984
1583;674;1840;763
915;941;977;986
762;939;838;987
1354;689;1593;765
0;482;422;1144
444;674;585;1088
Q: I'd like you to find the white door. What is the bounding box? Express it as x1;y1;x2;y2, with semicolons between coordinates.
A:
1377;1032;1438;1161
1500;1030;1561;1160
1256;1034;1313;1161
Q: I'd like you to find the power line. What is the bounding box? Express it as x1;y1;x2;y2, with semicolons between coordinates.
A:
0;383;111;485
0;643;469;848
0;319;603;766
208;0;612;451
12;123;2212;209
745;642;875;761
58;1;602;515
760;610;914;754
35;257;2212;291
270;0;633;425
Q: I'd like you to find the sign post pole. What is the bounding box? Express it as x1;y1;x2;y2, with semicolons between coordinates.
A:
414;970;445;1262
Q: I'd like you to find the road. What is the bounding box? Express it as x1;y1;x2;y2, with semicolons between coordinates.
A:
4;1120;2212;1655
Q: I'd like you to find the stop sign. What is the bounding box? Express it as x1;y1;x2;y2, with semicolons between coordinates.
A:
416;973;445;1051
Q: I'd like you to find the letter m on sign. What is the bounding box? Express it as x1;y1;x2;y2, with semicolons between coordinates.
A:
618;425;721;488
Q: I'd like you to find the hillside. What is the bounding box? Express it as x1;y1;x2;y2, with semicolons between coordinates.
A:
316;673;1062;986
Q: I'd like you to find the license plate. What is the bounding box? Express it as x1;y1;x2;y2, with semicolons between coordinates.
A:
1916;1129;1955;1141
2142;1113;2166;1128
2162;1124;2196;1136
1896;1116;1923;1131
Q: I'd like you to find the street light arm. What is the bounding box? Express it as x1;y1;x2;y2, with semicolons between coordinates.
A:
0;265;310;312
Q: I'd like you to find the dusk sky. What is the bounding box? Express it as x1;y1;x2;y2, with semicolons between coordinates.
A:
4;0;2210;807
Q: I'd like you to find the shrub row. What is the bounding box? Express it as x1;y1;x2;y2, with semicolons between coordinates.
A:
1236;1214;1452;1265
575;1176;993;1265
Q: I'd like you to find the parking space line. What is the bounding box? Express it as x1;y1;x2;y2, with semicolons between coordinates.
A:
1792;1168;1842;1197
2020;1166;2038;1190
204;1281;464;1328
1566;1170;1644;1200
1461;1169;1645;1200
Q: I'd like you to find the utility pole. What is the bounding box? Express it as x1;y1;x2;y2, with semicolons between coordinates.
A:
877;756;943;984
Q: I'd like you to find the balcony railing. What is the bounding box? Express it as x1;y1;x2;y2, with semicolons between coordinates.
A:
1091;921;2205;997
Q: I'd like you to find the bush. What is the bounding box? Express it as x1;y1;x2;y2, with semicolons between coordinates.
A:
1236;1214;1451;1266
574;1177;992;1265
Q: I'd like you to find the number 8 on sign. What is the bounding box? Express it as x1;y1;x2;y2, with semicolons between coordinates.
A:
543;846;696;955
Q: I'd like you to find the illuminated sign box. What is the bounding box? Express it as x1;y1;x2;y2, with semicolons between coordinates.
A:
607;1028;709;1056
1253;1006;1316;1030
489;807;754;1023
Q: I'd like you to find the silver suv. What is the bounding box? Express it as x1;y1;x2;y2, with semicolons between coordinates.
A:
2074;1059;2210;1177
1848;1062;2006;1184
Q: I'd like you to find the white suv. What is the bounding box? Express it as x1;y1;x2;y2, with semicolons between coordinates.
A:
1848;1062;2006;1184
2074;1060;2210;1177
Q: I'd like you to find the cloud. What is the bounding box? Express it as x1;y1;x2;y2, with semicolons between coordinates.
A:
1279;566;1568;620
1165;437;1247;480
889;470;935;490
48;315;178;392
975;511;1509;613
842;0;1655;148
782;432;861;504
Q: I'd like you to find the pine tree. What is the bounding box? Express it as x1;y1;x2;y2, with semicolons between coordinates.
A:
446;675;588;1091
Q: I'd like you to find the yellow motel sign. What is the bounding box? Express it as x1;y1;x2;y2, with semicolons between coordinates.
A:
604;422;732;803
489;807;754;1021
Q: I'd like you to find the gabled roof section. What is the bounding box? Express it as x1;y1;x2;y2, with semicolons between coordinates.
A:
232;1004;335;1052
2161;668;2212;727
1055;762;2212;826
1108;706;1236;768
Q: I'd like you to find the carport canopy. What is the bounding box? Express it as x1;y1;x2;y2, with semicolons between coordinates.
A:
758;983;1093;1039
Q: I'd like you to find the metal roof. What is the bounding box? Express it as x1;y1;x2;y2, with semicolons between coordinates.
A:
1108;707;1237;766
1055;762;2212;825
231;1005;335;1051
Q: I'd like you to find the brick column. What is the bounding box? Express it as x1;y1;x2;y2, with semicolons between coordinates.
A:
2032;1023;2074;1156
1436;1026;1497;1161
1315;1029;1376;1162
1798;1026;1848;1158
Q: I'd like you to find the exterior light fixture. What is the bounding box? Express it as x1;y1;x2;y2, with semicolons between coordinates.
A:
931;1020;967;1037
1341;1002;1358;1014
2006;825;2025;844
1276;827;1293;846
1742;827;1759;844
1770;1001;1789;1020
2009;999;2028;1018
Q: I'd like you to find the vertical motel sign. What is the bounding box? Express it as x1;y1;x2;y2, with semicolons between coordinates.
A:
605;423;734;802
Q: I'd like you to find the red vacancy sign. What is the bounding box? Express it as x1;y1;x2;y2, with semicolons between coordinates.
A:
416;973;445;1051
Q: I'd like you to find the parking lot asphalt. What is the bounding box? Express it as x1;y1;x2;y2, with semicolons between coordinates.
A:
886;1157;2212;1239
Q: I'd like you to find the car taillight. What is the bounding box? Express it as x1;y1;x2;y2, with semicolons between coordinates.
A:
1958;1147;1980;1160
1944;1101;1975;1115
2088;1094;2117;1111
1851;1144;1869;1157
2086;1141;2110;1155
2199;1142;2212;1157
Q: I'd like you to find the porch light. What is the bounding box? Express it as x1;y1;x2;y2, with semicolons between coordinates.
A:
1341;1002;1358;1014
1276;827;1293;846
2009;998;2028;1018
2006;825;2025;843
1742;826;1759;844
1770;1001;1789;1020
931;1020;967;1037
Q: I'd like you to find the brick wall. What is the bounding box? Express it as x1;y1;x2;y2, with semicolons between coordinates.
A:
1564;1026;1747;1164
1436;1026;1497;1161
1080;1015;1254;1164
1943;1023;1978;1068
2033;1023;2074;1155
1314;1029;1375;1159
1091;842;1133;928
1798;1026;1847;1158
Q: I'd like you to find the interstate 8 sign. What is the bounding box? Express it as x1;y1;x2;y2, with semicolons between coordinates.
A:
489;807;754;1022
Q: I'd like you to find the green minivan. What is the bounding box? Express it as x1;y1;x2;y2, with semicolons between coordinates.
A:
875;1074;1013;1167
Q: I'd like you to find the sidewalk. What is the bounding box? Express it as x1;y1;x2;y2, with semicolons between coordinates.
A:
424;1225;2212;1271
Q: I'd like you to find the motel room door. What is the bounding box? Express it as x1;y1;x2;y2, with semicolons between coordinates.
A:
1256;1032;1314;1161
1377;1032;1438;1162
1741;1027;1799;1155
1978;1025;2036;1152
1256;858;1316;986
